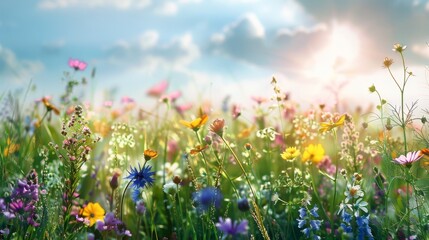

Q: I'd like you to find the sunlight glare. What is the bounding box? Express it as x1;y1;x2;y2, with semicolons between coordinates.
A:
306;22;361;80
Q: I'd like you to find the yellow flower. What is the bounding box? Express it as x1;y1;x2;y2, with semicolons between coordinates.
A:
144;149;158;161
302;144;325;164
81;202;105;226
382;57;393;68
41;97;60;115
281;147;300;161
3;138;19;157
319;114;346;133
179;114;208;131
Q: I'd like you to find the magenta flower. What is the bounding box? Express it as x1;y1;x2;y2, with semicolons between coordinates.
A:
147;80;168;97
392;151;423;166
68;58;87;71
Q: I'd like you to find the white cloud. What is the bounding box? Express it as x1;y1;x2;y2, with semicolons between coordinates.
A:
155;2;178;16
412;43;429;59
38;0;151;10
0;45;44;83
107;31;199;72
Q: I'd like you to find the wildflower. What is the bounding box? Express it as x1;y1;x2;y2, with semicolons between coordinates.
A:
109;169;122;190
392;43;407;53
68;58;87;71
216;217;248;236
41;97;60;115
356;215;374;240
209;118;225;136
302;144;325;164
237;198;250;212
180;114;208;131
81;202;105;227
96;212;132;237
244;143;252;151
392;151;423;167
193;187;223;211
3;138;19;157
345;184;364;202
232;104;241;119
190;145;208;155
131;189;142;203
143;149;158;161
319;114;346;133
251;96;268;105
163;181;178;195
297;206;323;239
136;201;146;215
147;80;168;97
125;164;155;189
281;147;300;161
382;57;394;68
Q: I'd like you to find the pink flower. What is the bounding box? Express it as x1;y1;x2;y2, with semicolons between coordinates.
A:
147;80;168;97
103;101;113;108
251;96;268;105
393;151;423;166
121;96;135;104
175;103;192;115
68;58;87;71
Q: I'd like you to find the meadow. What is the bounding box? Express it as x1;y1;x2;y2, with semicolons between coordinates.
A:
1;43;429;240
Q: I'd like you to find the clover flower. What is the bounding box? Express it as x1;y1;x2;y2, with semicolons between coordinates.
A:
215;217;248;236
125;164;155;189
392;151;423;167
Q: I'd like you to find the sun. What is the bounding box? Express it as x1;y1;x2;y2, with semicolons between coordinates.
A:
305;22;361;80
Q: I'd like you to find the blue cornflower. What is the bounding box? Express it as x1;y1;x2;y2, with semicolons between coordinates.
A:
216;217;248;236
125;164;155;189
193;187;223;211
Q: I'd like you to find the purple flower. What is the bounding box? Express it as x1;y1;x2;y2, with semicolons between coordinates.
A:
136;201;146;215
96;212;132;237
68;58;87;71
215;217;248;236
192;187;223;211
392;151;423;166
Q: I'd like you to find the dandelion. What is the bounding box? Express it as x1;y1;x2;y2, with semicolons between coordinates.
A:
81;202;105;227
68;58;87;71
143;149;158;161
180;114;208;131
302;144;325;164
392;151;423;167
281;146;300;161
125;164;155;189
216;217;248;236
319;114;346;133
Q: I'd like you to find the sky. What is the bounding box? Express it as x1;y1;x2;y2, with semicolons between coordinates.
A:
1;0;429;113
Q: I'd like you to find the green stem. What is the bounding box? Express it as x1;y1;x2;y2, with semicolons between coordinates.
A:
120;180;132;221
195;131;211;186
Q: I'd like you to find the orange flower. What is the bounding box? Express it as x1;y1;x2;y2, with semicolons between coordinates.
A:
180;114;208;131
190;145;208;155
3;138;19;157
144;149;158;161
41;97;60;115
81;202;105;226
